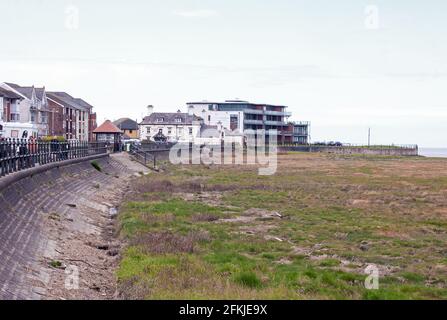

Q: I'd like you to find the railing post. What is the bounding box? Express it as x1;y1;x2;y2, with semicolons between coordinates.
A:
0;140;4;176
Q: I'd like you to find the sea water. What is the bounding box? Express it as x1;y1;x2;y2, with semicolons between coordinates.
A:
419;148;447;158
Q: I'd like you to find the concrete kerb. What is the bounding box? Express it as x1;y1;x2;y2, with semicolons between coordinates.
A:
0;154;110;193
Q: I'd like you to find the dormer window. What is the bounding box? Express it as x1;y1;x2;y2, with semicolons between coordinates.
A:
175;118;182;123
156;117;164;123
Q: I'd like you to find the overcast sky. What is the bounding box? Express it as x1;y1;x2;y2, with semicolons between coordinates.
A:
0;0;446;147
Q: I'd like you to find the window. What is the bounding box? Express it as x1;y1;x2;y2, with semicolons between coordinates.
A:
230;115;238;130
157;118;164;123
10;114;20;122
159;129;163;134
175;118;182;123
40;112;48;124
208;115;211;122
168;127;172;135
129;130;133;134
189;127;193;135
147;127;151;134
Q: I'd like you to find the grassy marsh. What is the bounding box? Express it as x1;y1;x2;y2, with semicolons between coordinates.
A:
117;153;447;300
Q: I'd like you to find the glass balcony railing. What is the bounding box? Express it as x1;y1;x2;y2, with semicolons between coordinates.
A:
265;110;291;117
244;119;264;125
243;109;264;115
265;120;287;126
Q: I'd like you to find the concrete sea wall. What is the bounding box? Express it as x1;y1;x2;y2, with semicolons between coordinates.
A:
279;145;419;156
0;154;137;300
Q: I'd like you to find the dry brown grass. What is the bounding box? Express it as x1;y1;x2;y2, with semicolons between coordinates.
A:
118;152;447;300
130;231;211;254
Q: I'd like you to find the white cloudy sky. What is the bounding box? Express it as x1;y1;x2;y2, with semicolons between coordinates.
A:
0;0;446;147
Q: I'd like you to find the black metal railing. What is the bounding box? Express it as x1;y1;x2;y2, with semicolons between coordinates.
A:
129;144;157;169
0;139;109;177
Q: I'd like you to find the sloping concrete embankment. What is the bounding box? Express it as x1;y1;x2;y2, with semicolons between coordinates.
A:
0;153;148;300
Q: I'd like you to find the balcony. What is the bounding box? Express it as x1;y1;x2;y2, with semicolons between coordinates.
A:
265;110;292;117
244;119;264;125
243;109;264;115
265;120;287;126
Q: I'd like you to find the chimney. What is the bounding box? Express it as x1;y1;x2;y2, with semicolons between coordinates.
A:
188;105;194;116
147;105;154;115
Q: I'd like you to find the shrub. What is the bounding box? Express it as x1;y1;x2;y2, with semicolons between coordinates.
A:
91;161;102;172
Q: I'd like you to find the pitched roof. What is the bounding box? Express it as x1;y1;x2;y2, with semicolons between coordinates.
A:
75;98;94;109
113;118;139;130
47;92;88;111
5;82;46;100
0;87;23;99
140;112;202;125
93;120;123;134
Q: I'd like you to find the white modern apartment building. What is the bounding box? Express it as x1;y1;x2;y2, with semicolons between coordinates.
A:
186;100;310;144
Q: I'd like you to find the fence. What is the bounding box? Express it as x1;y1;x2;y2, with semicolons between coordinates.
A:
0;139;109;177
129;144;171;170
278;143;419;156
279;143;418;149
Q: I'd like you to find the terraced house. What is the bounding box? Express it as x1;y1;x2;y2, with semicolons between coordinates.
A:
0;82;97;141
46;92;95;141
0;87;28;138
0;82;49;138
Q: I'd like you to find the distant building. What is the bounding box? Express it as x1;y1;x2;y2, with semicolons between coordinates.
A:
76;98;97;142
0;82;97;141
187;100;311;144
46;92;94;141
292;121;311;145
88;112;97;142
0;87;38;139
113;118;139;140
93;120;123;144
1;83;49;137
186;100;296;143
139;106;202;143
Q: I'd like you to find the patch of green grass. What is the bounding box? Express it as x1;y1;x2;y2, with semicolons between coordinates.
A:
91;161;102;172
400;272;425;283
49;260;63;269
319;259;341;267
234;271;262;288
